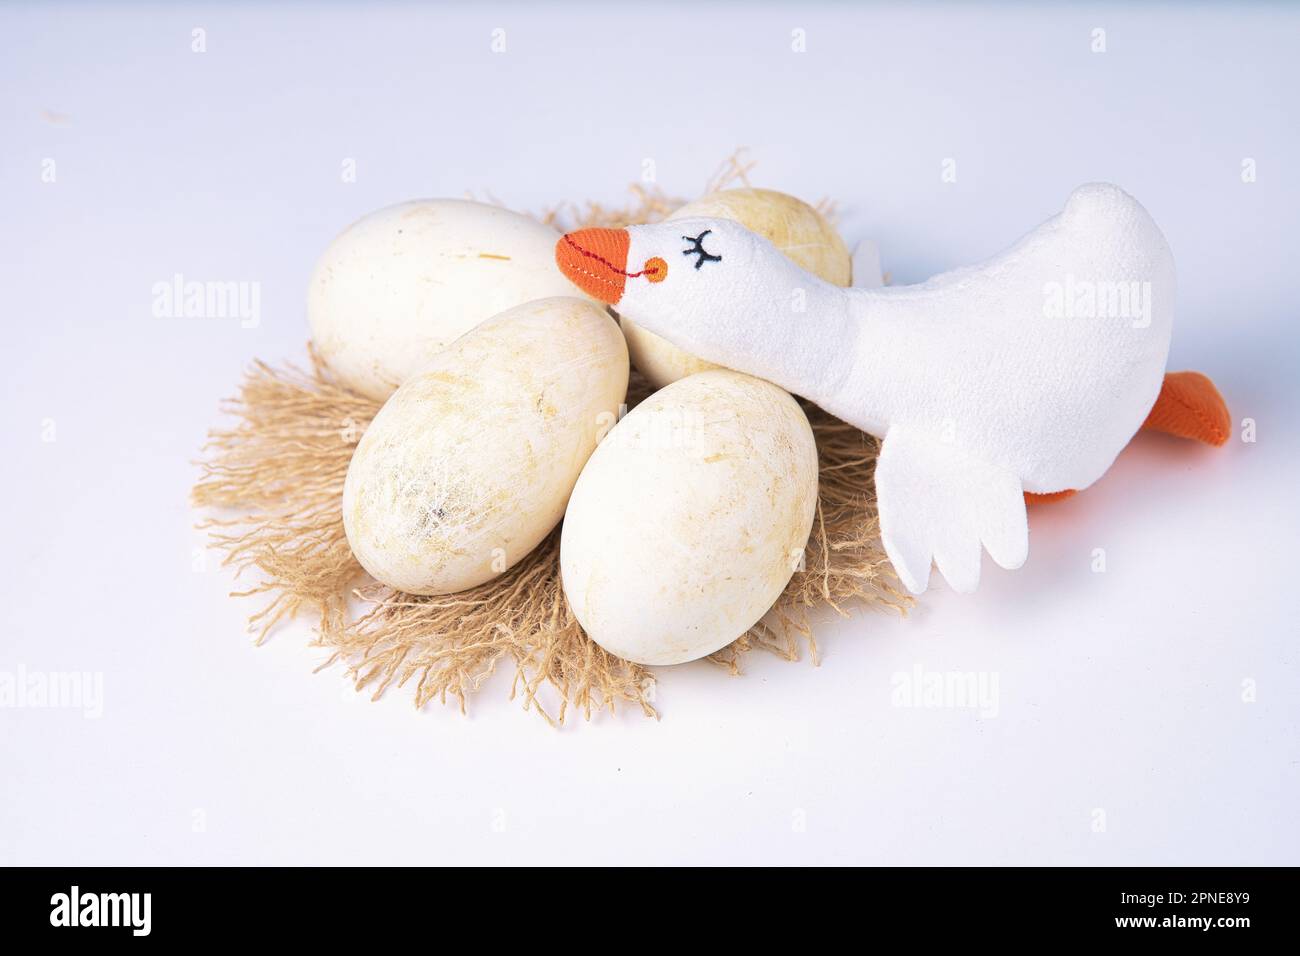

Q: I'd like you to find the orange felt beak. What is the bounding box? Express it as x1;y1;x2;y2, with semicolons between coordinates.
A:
555;228;632;304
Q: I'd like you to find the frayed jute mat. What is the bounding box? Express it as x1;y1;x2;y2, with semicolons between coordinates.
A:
192;155;911;725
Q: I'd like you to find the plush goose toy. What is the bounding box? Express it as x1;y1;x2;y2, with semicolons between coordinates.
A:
555;184;1228;594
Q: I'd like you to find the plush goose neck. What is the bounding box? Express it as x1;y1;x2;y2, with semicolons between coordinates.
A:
740;272;900;439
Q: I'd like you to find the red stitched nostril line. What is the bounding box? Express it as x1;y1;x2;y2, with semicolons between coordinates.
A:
562;235;651;279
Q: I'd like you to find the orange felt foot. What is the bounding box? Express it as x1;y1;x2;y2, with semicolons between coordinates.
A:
1024;373;1227;507
1141;371;1231;446
1025;489;1077;505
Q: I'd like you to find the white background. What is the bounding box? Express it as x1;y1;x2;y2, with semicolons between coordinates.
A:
2;2;1297;865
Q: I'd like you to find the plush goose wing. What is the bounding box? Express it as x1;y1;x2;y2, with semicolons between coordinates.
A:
875;425;1029;594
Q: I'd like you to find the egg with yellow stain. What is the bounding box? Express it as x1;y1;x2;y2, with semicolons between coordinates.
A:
343;297;628;595
309;199;592;401
620;188;851;389
560;370;819;665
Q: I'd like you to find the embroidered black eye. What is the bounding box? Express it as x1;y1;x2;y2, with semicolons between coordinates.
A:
682;230;722;270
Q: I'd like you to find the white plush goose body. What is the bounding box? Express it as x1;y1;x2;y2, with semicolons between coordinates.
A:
555;184;1181;594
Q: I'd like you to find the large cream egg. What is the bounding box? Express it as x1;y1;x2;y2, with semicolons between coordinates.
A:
343;297;628;595
309;199;590;401
621;188;851;389
560;370;819;665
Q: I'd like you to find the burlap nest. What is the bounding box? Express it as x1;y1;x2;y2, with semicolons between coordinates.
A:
192;155;911;725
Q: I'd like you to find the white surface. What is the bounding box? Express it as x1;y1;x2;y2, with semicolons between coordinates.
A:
1;1;1296;866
